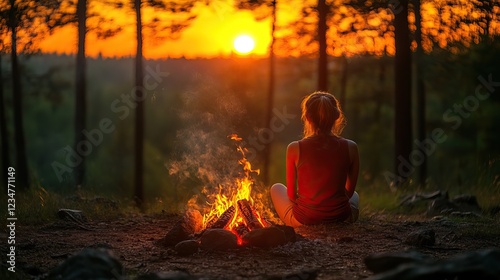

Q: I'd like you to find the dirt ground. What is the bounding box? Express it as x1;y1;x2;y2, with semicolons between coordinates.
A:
2;212;499;280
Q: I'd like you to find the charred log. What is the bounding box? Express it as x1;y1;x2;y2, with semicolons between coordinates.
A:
234;223;250;238
208;205;235;229
237;199;263;230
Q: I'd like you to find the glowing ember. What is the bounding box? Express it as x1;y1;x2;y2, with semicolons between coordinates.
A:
201;134;267;242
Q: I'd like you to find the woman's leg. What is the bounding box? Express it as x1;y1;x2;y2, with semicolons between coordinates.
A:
270;183;303;227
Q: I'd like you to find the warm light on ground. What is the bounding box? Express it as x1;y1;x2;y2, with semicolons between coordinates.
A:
233;35;255;55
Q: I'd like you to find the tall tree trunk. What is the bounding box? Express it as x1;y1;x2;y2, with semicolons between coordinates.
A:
375;47;387;122
10;0;29;189
393;0;412;184
414;0;426;187
262;0;276;186
339;55;348;110
74;0;87;187
0;54;10;189
134;0;144;208
317;0;328;91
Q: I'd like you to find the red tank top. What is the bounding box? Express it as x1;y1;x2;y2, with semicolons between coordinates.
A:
293;135;352;224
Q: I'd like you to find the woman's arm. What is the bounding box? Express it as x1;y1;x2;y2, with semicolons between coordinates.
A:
345;140;359;198
286;141;299;202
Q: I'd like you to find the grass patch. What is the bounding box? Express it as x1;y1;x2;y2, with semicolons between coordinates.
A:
359;171;500;217
450;215;500;239
1;184;194;226
0;186;141;225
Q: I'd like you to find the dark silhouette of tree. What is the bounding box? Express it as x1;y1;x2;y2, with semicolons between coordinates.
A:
0;10;9;189
317;0;328;91
74;0;87;188
130;0;197;208
133;0;144;207
7;0;30;189
414;0;426;187
338;55;348;110
393;0;412;185
266;0;277;185
1;0;120;189
55;0;121;188
0;52;8;190
282;1;330;91
235;0;277;185
280;1;394;84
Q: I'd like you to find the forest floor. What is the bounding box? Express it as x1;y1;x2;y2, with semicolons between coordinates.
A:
3;210;500;280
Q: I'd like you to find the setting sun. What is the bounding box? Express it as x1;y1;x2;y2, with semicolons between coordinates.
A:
233;35;255;55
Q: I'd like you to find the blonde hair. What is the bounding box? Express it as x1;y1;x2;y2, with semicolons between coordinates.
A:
301;91;346;138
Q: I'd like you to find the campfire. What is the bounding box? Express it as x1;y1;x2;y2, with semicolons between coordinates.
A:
200;134;269;244
158;134;295;253
204;198;268;244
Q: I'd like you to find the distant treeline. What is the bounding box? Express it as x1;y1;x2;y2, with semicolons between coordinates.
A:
1;40;499;203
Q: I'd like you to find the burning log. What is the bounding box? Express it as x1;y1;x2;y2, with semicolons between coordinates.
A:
234;223;250;237
237;199;263;230
208;205;235;229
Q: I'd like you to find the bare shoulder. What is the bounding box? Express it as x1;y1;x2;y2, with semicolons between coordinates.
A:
287;141;299;153
344;138;359;157
345;139;358;148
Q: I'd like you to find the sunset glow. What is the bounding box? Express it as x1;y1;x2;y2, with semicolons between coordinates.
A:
39;3;274;59
7;1;499;59
233;35;255;55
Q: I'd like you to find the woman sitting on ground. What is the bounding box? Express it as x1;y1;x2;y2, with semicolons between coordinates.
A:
270;91;360;227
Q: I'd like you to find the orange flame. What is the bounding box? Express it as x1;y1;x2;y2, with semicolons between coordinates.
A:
201;134;266;240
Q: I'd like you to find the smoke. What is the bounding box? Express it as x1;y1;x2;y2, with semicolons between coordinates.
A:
166;75;279;224
168;77;251;208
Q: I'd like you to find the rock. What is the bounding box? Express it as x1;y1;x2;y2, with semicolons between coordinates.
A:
426;197;458;217
200;229;238;251
157;210;203;247
403;229;435;247
427;194;483;217
451;194;482;213
274;225;297;243
135;271;194;280
47;248;124;280
451;194;478;205
174;240;199;256
364;251;430;274
366;248;500;280
57;209;87;222
449;211;482;218
399;191;446;208
243;226;288;248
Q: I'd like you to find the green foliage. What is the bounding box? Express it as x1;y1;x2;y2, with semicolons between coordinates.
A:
1;36;499;211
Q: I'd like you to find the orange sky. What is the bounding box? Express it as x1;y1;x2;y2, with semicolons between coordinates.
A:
39;1;301;59
34;0;499;58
